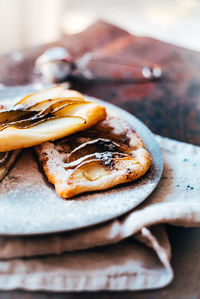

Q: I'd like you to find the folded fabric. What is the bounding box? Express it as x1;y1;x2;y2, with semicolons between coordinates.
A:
0;136;199;291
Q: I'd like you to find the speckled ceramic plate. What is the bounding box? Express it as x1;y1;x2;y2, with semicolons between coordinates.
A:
0;85;163;236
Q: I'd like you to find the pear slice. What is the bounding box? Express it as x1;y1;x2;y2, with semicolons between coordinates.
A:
39;99;88;116
2;101;88;130
0;98;87;131
0;101;106;151
15;86;84;107
0;86;106;151
64;152;131;169
0;109;37;125
58;156;140;198
27;97;84;112
0;115;85;131
67;138;132;162
67;157;139;184
68;159;113;182
35;112;151;199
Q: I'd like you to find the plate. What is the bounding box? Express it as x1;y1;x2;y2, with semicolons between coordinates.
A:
0;86;163;235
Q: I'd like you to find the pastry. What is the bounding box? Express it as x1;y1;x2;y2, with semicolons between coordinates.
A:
35;111;151;198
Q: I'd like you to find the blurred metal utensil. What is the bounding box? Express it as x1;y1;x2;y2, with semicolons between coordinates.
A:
35;47;162;84
35;47;74;83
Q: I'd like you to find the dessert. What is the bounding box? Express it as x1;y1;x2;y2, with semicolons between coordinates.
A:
0;86;151;199
0;86;106;151
35;111;151;198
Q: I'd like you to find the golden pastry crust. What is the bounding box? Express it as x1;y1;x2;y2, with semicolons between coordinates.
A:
35;111;151;199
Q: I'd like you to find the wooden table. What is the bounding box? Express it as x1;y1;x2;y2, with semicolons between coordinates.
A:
0;21;199;298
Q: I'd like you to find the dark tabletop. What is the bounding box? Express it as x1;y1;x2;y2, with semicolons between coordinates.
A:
0;21;199;298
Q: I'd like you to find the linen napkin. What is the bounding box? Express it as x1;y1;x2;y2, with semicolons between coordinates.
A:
0;135;199;291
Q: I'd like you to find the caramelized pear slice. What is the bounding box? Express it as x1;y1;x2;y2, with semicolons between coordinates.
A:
68;138;132;162
60;89;84;100
0;118;43;131
0;109;86;131
39;99;87;116
15;86;65;107
68;159;112;182
0;109;37;125
0;99;89;131
0;116;90;151
5;116;85;130
53;101;92;118
68;139;117;162
27;97;84;112
15;86;84;107
65;152;131;169
68;157;139;182
0;98;106;151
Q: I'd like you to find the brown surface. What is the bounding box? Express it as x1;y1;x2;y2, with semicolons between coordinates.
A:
0;21;200;297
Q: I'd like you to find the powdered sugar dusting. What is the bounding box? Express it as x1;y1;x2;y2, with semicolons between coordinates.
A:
0;86;162;235
35;111;150;194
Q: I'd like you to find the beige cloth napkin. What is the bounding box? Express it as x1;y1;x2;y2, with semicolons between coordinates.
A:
0;136;199;291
